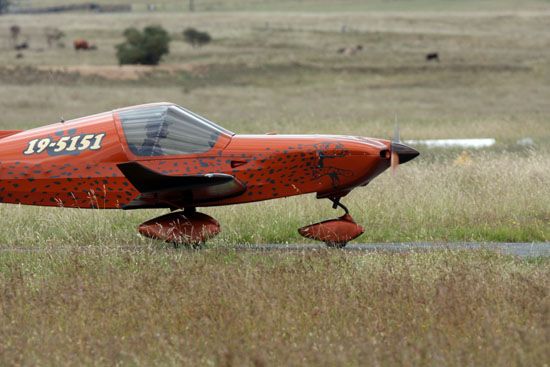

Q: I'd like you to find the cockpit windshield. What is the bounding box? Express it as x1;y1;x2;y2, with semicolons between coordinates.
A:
119;104;233;157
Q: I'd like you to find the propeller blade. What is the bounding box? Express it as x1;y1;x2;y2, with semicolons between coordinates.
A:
391;150;400;175
392;122;400;144
391;121;400;175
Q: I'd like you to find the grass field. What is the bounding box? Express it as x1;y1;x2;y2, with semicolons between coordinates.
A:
1;249;549;366
0;150;547;247
0;3;549;365
0;8;549;244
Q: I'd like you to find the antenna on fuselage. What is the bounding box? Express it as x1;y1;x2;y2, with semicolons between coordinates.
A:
46;68;66;124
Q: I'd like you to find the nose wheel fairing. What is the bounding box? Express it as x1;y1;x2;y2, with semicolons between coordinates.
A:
298;213;364;248
298;197;364;247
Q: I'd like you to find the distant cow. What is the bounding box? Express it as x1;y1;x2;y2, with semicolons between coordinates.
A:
14;42;29;50
337;45;363;56
73;39;97;51
73;39;89;50
426;52;440;62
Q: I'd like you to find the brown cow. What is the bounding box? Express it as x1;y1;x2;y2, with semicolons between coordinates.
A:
73;39;97;51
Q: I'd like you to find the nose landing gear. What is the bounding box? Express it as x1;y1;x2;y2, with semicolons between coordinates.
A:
298;198;364;248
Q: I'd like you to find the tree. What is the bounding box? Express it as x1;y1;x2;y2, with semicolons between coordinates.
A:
115;26;170;65
183;27;211;48
0;0;10;14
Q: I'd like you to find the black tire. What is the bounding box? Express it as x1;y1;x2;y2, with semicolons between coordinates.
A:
325;241;347;249
171;241;203;249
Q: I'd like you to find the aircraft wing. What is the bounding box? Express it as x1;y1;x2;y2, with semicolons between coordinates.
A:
117;162;246;209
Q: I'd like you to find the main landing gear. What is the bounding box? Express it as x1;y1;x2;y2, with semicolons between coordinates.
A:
138;207;221;247
298;197;365;248
138;198;364;249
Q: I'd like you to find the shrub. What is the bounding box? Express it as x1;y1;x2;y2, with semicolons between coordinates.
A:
45;27;65;48
115;25;170;65
9;24;19;44
183;27;211;48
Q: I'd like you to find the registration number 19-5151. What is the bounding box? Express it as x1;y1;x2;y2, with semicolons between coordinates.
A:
23;133;106;155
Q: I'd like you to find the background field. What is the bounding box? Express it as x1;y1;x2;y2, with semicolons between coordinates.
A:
0;3;549;365
0;4;549;244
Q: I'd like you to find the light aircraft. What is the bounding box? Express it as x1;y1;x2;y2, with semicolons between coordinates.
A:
0;102;418;247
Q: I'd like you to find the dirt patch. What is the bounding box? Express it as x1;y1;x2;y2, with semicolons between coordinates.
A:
0;66;82;84
34;64;199;81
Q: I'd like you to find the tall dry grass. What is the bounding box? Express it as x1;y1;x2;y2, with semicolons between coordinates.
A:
0;151;545;247
0;249;548;366
215;150;550;244
0;8;548;366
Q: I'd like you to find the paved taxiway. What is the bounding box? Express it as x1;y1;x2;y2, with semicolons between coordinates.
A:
237;243;550;257
0;243;548;257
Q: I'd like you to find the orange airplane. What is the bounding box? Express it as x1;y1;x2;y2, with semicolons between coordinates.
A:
0;102;418;247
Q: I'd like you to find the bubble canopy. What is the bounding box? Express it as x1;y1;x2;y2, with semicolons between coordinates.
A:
118;104;234;157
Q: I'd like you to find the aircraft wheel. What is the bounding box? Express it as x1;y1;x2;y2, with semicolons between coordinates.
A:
325;241;347;249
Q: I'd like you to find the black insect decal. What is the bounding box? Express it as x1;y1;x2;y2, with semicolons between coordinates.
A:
313;142;348;168
310;142;354;187
313;166;354;187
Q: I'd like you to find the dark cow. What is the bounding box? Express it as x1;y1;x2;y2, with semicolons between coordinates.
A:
14;42;29;50
426;52;440;62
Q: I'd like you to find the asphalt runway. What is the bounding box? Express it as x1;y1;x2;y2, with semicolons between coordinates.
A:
236;243;550;258
0;243;548;257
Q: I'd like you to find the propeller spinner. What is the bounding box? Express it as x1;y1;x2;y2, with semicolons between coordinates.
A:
390;124;419;174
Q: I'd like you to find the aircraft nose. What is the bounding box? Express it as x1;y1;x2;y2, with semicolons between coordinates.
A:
391;142;419;164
